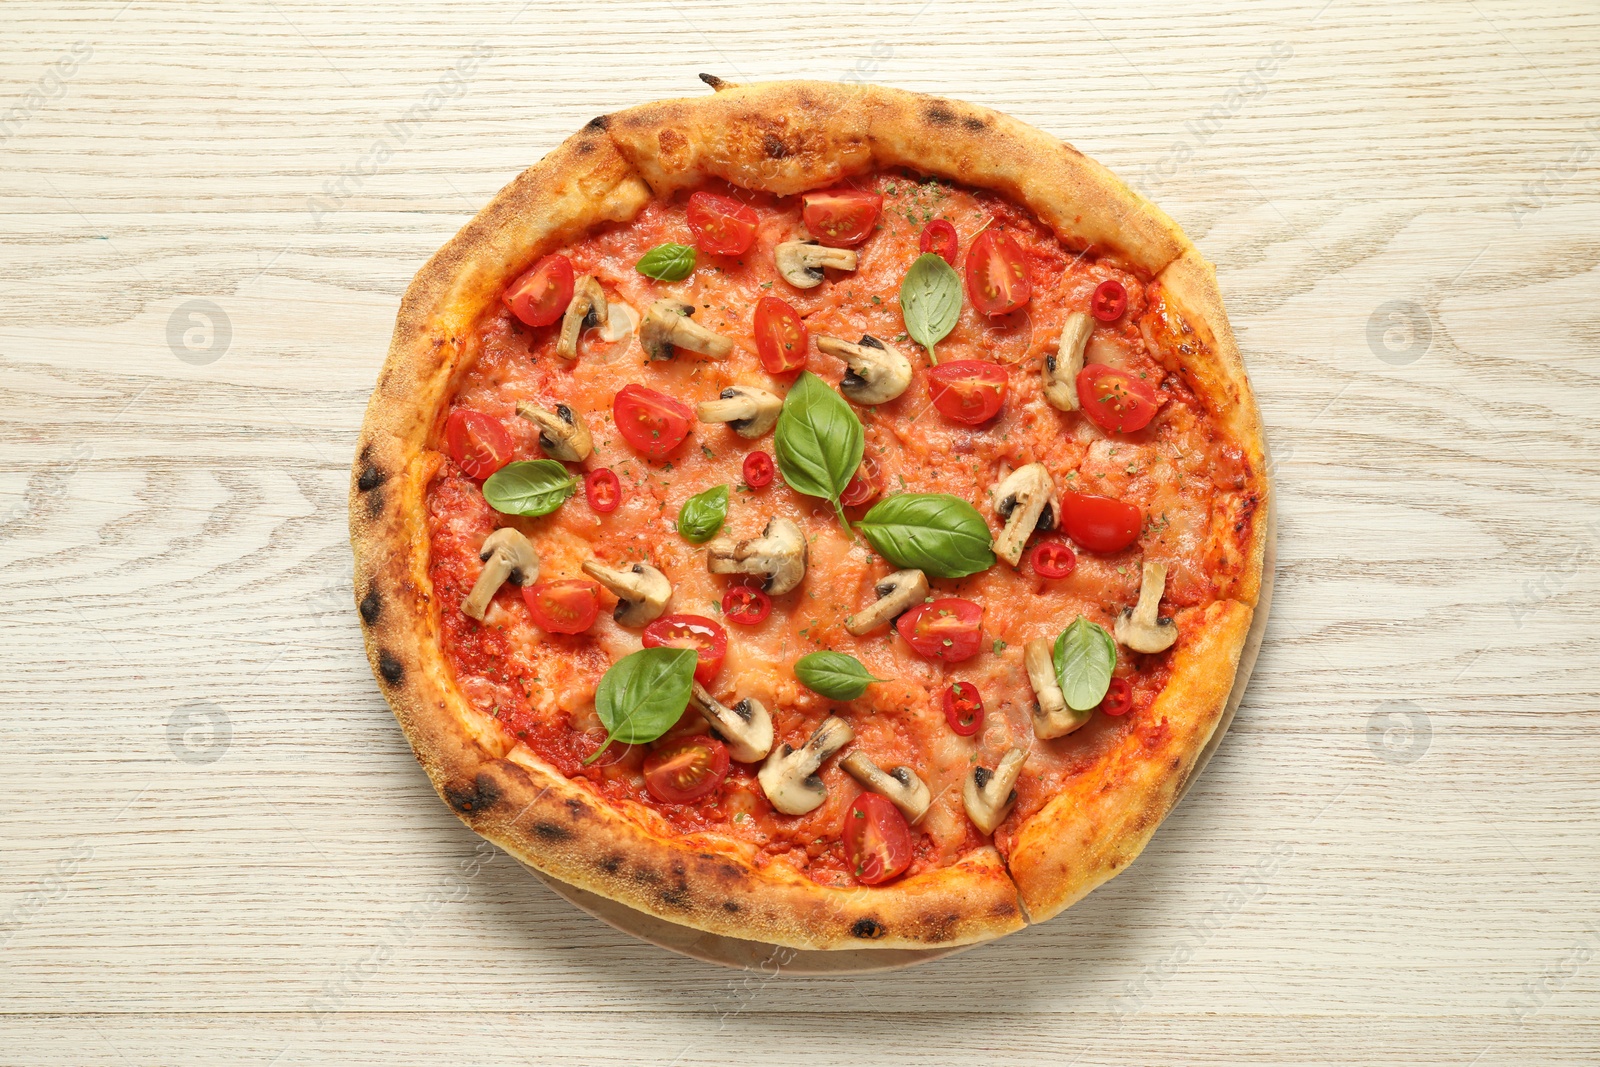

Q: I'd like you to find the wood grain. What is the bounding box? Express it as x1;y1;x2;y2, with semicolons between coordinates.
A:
2;0;1598;1063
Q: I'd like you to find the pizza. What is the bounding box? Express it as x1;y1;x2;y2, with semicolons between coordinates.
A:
350;78;1269;951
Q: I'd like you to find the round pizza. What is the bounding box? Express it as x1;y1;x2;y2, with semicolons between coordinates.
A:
349;78;1269;951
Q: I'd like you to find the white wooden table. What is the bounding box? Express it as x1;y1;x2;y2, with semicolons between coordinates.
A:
3;1;1597;1062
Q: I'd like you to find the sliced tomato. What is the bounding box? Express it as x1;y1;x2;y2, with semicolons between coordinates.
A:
686;191;758;256
1062;492;1142;554
843;792;913;885
584;468;621;513
503;253;574;329
721;585;771;626
613;384;694;458
942;682;984;736
802;187;882;247
896;597;984;662
1091;279;1128;322
1030;540;1077;579
919;219;959;265
742;450;775;489
839;453;883;508
1099;677;1133;717
927;360;1007;425
753;296;808;375
965;229;1031;316
642;613;727;686
443;408;513;479
643;735;730;804
522;580;601;634
1076;363;1160;434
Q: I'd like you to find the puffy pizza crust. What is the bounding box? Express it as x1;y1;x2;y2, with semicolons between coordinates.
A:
350;78;1268;950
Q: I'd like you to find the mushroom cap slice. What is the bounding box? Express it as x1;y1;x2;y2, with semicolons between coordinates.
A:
844;568;928;636
460;528;538;621
556;275;607;360
639;298;734;361
840;750;932;824
774;239;858;289
1043;312;1093;411
1025;637;1091;739
1115;560;1178;654
962;747;1027;836
758;716;855;816
514;401;593;462
705;516;807;596
816;334;912;406
690;682;774;763
580;559;672;628
696;385;782;439
990;462;1056;567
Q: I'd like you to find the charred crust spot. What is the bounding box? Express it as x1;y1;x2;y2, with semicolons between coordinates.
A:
722;900;740;913
991;898;1018;917
656;863;692;909
698;73;726;90
575;140;594;155
600;854;624;874
762;133;788;159
566;797;587;819
357;464;385;492
586;114;610;131
718;863;743;881
365;489;384;519
359;586;382;625
851;917;886;940
924;105;956;127
962;115;988;131
377;650;404;686
532;821;572;841
445;772;501;814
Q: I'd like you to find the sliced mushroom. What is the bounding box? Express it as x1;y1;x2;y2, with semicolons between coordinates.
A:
460;528;538;621
1115;560;1178;653
962;748;1027;835
555;275;607;360
1025;637;1090;739
990;462;1056;567
515;401;592;462
844;568;928;636
758;716;855;816
580;559;671;627
774;239;858;289
690;681;774;763
1043;312;1093;411
706;516;807;595
840;751;931;824
639;298;734;361
816;334;913;406
696;386;781;439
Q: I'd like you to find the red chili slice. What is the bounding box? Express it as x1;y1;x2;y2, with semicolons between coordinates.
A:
919;219;959;265
742;450;775;488
1090;279;1128;322
584;468;621;513
1100;677;1134;716
1030;540;1078;579
721;585;771;625
942;682;984;736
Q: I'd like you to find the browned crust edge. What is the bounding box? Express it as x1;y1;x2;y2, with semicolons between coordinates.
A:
349;78;1267;951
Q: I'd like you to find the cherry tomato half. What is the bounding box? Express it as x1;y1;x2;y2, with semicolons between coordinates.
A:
753;296;808;375
443;408;513;479
522;579;601;634
1062;492;1142;554
503;253;574;328
742;450;775;489
642;613;727;687
1030;539;1078;579
965;229;1031;316
686;191;758;257
643;735;731;804
1099;677;1134;717
721;585;772;626
843;791;914;885
613;384;694;458
943;682;984;737
919;219;959;265
802;187;883;247
839;453;883;508
927;360;1007;425
896;597;984;662
1091;279;1128;322
584;468;621;513
1076;363;1160;434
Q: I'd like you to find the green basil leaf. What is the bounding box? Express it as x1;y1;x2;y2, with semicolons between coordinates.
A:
481;459;577;517
899;252;962;357
1053;617;1117;712
774;371;864;520
856;493;996;578
589;646;697;760
635;243;697;281
793;651;883;700
677;483;729;544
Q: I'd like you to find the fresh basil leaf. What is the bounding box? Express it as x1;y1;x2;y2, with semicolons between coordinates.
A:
857;493;996;578
899;252;962;359
1053;617;1117;712
793;651;883;700
588;647;697;760
635;243;697;281
677;483;729;544
481;459;577;517
774;371;864;522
